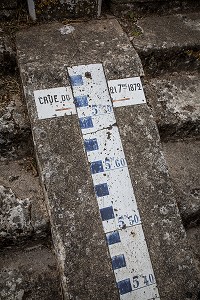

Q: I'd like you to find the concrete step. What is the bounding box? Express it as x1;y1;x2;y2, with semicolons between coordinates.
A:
0;241;62;299
120;12;200;76
16;18;200;299
144;71;200;140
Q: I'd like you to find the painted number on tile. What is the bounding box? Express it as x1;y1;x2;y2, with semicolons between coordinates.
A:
108;77;146;107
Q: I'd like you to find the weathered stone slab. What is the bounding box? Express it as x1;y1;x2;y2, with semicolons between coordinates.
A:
145;71;200;140
27;0;101;20
124;13;200;75
17;19;200;299
0;243;62;299
17;19;140;299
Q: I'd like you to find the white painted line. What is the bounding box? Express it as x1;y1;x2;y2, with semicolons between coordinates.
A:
108;77;146;107
34;87;76;119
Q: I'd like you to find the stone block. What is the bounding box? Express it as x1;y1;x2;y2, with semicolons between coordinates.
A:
16;19;200;299
28;0;101;20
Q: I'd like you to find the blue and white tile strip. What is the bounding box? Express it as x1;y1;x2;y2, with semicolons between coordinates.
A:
67;64;160;300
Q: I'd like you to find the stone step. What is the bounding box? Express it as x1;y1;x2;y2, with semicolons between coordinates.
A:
121;12;200;76
0;0;17;10
186;226;200;276
0;0;17;19
144;71;200;140
120;12;200;140
0;74;32;157
110;0;200;17
162;139;200;227
0;30;16;75
16;18;200;299
0;241;62;299
0;159;50;247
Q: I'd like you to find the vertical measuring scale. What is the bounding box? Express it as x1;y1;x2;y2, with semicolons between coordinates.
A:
67;64;160;300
